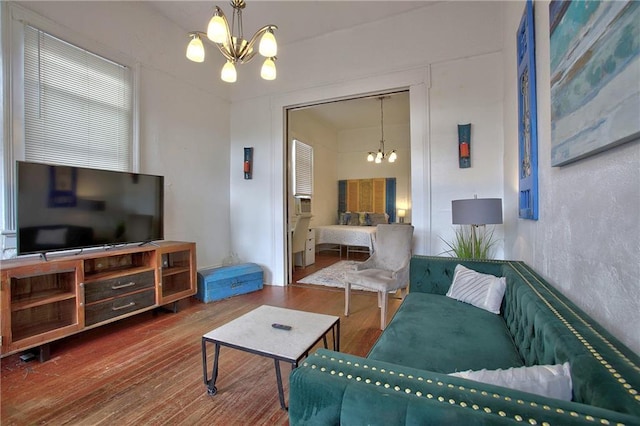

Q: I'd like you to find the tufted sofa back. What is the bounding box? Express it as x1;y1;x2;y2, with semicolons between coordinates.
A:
501;262;640;417
409;256;640;417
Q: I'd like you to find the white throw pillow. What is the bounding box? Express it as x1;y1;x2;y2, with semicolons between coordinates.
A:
446;264;506;314
449;363;573;401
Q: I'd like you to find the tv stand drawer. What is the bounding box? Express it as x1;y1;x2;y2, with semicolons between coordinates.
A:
84;270;155;304
85;289;155;326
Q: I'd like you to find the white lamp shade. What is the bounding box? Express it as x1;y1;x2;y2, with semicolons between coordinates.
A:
388;151;397;162
259;31;277;57
376;151;383;161
260;58;276;80
221;61;237;83
367;153;374;162
186;36;205;62
452;198;503;225
397;209;406;218
207;14;227;43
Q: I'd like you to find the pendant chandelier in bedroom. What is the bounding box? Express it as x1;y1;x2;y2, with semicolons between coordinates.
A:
185;0;278;83
367;96;397;164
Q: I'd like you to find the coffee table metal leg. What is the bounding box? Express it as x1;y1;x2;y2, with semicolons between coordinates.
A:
274;359;287;410
202;339;220;396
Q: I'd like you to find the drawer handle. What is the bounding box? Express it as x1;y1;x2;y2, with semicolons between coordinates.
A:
112;281;136;290
112;301;136;311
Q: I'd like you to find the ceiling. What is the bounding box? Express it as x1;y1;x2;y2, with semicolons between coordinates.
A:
148;1;422;130
149;1;433;49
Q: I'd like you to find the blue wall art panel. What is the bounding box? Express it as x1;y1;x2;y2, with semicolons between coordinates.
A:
517;0;539;220
549;1;639;166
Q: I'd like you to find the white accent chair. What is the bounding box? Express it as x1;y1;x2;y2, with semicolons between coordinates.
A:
292;215;311;268
344;224;414;330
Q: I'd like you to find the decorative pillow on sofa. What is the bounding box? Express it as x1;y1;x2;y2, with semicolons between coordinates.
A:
446;264;506;314
449;363;572;401
339;212;350;225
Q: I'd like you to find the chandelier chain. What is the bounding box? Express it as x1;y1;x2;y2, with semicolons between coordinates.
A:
380;96;385;149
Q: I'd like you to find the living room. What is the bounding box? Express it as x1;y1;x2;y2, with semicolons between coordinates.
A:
1;0;638;423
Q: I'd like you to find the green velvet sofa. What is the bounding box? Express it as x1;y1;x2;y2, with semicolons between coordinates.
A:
289;256;640;425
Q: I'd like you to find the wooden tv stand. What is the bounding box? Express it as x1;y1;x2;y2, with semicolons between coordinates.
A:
0;241;196;360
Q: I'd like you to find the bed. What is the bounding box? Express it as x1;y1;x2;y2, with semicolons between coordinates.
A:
314;225;377;258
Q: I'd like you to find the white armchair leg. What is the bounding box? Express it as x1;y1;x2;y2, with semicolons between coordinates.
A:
345;282;351;316
380;291;388;330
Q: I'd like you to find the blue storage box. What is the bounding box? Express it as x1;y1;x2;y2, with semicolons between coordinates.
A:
196;263;263;303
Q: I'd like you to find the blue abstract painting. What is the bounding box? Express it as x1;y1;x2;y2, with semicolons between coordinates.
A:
550;1;639;166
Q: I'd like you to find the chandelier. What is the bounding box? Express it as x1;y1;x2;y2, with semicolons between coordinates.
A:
367;96;397;163
185;0;278;83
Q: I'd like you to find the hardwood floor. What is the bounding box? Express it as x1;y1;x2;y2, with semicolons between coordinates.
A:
1;252;398;425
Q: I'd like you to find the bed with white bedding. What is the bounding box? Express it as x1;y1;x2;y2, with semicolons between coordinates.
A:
314;225;377;257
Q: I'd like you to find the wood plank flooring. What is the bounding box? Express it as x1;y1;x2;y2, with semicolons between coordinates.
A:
1;252;399;425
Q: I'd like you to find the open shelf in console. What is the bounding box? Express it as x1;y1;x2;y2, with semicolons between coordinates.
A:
9;269;78;343
83;251;155;281
159;246;195;302
11;299;77;341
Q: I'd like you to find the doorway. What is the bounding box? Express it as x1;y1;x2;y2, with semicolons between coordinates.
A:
285;90;411;284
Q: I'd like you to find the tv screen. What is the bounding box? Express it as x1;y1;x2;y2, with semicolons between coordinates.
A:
16;161;164;255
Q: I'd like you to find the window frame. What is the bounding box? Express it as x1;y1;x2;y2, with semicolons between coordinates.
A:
292;138;313;199
1;3;140;235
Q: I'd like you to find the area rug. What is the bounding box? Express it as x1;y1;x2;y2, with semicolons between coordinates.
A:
297;260;374;291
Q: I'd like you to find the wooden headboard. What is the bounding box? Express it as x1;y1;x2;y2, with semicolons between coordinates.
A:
338;178;397;222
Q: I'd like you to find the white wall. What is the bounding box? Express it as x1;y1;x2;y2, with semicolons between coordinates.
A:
336;122;412;223
430;53;505;258
2;1;232;269
288;109;339;228
502;2;640;354
229;1;504;285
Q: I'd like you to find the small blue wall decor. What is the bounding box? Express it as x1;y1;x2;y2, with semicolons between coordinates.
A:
243;147;253;180
457;124;471;168
517;0;539;220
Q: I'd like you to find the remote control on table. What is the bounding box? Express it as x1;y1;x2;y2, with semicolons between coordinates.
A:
272;323;292;330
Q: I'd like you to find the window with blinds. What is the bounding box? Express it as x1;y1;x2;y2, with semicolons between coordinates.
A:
23;25;132;171
292;139;313;198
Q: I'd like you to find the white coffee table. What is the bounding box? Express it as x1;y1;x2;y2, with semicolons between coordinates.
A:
201;305;340;409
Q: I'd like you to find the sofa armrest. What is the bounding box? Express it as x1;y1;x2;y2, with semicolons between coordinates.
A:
289;349;640;425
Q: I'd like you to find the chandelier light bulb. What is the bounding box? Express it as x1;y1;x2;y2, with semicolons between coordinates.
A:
207;13;227;43
259;30;278;57
367;153;374;162
221;61;237;83
375;156;382;164
388;151;397;162
260;58;277;80
376;150;383;161
186;35;205;62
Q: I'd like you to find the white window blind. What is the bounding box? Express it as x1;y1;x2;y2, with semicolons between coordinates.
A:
23;25;132;171
293;139;313;198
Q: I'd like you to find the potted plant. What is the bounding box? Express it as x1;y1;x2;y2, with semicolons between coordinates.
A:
441;225;498;259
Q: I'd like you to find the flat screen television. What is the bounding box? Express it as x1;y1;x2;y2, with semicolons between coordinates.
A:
16;161;164;256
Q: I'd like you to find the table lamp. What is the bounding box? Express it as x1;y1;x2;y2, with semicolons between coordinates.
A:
397;209;406;223
451;197;502;258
